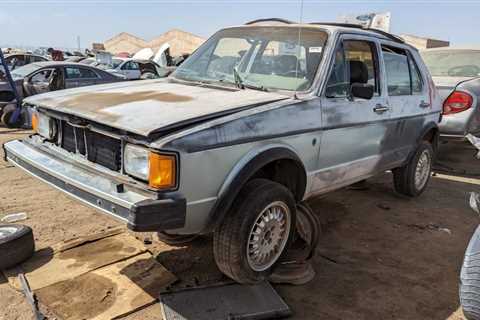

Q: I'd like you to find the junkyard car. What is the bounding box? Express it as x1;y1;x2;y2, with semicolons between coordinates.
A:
3;21;441;283
421;47;480;138
0;61;124;125
2;53;48;71
102;58;170;80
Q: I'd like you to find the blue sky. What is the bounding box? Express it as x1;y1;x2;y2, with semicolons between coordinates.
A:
1;0;479;49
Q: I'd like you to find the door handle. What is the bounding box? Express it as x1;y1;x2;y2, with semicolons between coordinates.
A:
419;101;431;108
373;104;390;114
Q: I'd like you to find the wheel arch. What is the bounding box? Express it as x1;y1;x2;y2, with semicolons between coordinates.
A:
204;144;307;233
418;122;440;153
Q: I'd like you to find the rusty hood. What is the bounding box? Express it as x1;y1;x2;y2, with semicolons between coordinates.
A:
25;79;289;137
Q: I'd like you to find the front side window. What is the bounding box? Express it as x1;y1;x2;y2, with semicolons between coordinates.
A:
31;69;53;83
325;39;379;98
173;26;328;92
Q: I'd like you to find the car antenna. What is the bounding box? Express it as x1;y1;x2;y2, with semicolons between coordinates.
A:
293;0;304;100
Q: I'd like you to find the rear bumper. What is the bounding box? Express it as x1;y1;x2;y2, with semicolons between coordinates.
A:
3;139;186;232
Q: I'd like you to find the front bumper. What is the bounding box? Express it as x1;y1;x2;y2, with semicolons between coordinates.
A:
3;139;186;232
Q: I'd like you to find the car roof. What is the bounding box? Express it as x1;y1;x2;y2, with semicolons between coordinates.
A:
230;19;407;46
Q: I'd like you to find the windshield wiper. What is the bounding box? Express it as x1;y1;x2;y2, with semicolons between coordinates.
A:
232;66;268;92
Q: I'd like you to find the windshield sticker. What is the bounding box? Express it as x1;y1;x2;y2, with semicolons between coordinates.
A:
309;47;323;53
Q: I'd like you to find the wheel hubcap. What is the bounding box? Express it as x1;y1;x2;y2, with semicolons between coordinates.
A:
247;201;291;272
0;226;17;239
415;150;431;190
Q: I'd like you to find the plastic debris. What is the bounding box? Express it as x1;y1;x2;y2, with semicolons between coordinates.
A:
1;212;28;223
466;134;480;159
470;192;480;215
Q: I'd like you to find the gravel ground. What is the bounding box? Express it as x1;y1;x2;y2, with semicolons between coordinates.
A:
0;127;476;320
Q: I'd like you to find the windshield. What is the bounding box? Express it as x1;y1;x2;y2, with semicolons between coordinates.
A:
10;63;42;79
112;58;123;69
172;26;328;91
421;50;480;77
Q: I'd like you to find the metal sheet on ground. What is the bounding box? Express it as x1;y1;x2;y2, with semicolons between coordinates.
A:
36;252;176;320
159;282;291;320
3;231;146;290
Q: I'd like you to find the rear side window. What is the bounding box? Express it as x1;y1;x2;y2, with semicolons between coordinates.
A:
326;39;379;98
382;46;423;96
66;67;98;79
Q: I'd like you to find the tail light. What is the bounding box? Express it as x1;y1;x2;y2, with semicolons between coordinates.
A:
443;91;473;115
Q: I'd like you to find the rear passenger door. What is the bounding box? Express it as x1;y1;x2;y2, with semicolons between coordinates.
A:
380;43;429;160
315;35;390;193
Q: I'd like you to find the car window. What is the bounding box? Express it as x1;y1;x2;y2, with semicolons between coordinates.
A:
65;67;98;79
382;46;411;96
173;26;328;92
382;46;423;96
30;69;53;83
408;54;423;94
122;61;139;71
421;50;480;77
325;39;379;98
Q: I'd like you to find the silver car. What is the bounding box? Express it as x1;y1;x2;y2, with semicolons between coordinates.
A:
3;21;441;283
421;47;480;139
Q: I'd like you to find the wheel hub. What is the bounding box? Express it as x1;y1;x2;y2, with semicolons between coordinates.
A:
247;201;291;272
0;226;17;239
415;150;431;190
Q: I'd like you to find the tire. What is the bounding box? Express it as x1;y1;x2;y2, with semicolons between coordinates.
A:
393;141;434;197
213;179;296;284
0;224;35;270
1;106;23;128
156;232;198;246
460;226;480;320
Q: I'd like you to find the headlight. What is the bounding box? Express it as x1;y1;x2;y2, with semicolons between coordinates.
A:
32;111;56;140
124;144;177;189
124;144;149;180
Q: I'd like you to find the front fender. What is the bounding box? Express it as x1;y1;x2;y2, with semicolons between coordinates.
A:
203;143;306;233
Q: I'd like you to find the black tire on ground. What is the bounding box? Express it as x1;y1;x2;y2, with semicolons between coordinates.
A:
0;224;35;270
1;106;23;128
213;178;296;284
393;141;434;197
460;226;480;320
156;231;198;246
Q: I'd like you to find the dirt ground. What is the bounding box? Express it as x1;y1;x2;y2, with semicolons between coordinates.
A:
0;126;478;320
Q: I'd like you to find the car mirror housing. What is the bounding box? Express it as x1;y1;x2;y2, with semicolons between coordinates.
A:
351;83;374;100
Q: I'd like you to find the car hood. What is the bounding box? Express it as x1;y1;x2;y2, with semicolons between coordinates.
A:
25;79;289;137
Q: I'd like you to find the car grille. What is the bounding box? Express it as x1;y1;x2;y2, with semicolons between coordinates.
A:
59;121;122;172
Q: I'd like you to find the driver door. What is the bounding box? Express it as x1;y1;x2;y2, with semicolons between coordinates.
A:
24;68;54;96
313;35;391;193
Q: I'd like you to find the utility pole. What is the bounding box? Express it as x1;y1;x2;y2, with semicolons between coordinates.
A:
77;36;81;51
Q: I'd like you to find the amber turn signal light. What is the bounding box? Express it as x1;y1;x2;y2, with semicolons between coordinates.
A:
148;153;176;189
31;112;38;132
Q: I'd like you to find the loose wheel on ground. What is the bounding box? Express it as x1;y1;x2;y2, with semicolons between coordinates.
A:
0;224;35;270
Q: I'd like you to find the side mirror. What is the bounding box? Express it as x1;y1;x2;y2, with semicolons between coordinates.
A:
351;83;374;100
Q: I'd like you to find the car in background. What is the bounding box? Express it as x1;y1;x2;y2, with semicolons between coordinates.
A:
102;58;171;79
1;53;48;72
421;47;480;138
0;61;124;126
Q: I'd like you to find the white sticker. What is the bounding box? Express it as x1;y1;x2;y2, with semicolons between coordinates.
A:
309;47;323;53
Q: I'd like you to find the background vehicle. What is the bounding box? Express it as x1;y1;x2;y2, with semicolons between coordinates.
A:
0;61;124;124
103;58;171;79
2;53;48;71
3;21;441;284
421;47;480;138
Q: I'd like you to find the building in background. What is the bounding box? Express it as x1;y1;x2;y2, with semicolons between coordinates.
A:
400;34;450;50
103;29;205;56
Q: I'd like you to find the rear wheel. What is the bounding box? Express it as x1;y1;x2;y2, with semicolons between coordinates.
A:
213;179;296;284
393;141;434;197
